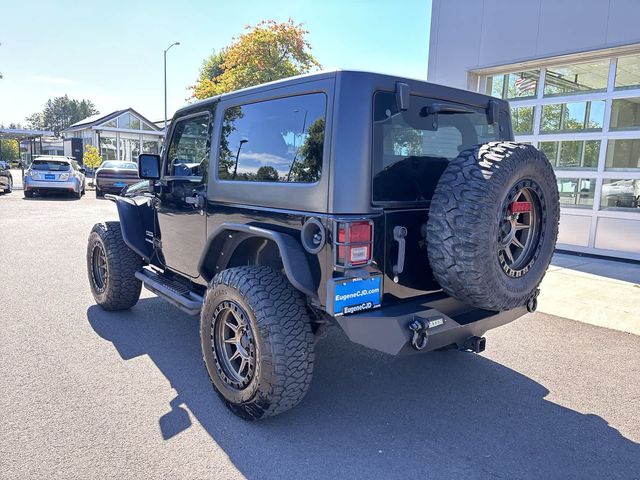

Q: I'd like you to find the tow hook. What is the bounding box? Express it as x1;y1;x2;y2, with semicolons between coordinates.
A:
409;319;428;351
527;288;540;313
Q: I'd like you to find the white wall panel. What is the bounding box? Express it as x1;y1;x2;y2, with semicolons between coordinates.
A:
594;217;640;253
558;213;592;247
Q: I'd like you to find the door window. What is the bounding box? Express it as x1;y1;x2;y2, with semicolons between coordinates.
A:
166;114;210;178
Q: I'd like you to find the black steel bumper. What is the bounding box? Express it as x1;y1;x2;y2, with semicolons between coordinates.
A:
335;292;528;355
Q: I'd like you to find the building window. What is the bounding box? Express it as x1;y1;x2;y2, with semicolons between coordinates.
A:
615;54;640;90
540;100;605;133
600;179;640;211
142;135;160;154
544;60;609;96
610;97;640;131
486;70;539;100
557;177;596;208
99;136;117;161
511;106;534;134
605;139;640;170
218;93;326;183
540;140;600;169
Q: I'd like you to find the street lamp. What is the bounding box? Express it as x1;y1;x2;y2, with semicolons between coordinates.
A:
164;41;180;132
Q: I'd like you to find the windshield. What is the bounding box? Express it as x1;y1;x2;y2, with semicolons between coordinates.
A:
102;161;137;169
372;91;505;203
31;160;71;171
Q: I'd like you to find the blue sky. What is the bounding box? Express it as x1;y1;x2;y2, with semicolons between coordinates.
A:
0;0;431;126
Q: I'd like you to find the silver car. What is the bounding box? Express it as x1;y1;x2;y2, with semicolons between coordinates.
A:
24;156;86;199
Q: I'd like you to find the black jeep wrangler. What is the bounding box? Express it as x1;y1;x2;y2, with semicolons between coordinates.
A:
87;71;559;420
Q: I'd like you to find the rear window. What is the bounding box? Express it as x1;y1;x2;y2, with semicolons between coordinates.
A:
102;161;137;169
372;91;502;203
31;161;70;171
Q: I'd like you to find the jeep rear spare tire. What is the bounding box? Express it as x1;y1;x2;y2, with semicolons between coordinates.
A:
426;142;559;311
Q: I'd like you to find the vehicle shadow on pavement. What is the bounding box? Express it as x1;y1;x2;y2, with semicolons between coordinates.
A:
87;300;640;479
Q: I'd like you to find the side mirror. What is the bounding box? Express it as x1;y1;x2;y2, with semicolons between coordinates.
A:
138;154;161;180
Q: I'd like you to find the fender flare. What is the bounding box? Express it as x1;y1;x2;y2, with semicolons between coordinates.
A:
110;195;154;262
198;223;317;300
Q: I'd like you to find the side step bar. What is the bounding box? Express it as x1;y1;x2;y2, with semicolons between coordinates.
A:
135;267;204;316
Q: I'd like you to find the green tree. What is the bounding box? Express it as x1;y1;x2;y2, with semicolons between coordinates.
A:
255;165;279;181
191;19;320;100
26;95;99;135
289;118;325;182
0;139;19;160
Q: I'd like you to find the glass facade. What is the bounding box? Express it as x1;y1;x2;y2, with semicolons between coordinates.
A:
557;178;596;208
610;97;640;130
70;112;163;164
482;52;640;258
543;60;609;96
540;100;605;133
486;70;539;100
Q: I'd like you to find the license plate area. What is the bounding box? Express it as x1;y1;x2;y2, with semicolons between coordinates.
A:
114;182;126;187
44;174;55;180
327;275;382;316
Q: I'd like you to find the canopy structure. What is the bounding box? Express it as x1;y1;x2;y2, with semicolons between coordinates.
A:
0;128;55;163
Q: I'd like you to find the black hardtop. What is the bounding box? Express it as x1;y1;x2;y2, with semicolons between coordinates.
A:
174;69;506;117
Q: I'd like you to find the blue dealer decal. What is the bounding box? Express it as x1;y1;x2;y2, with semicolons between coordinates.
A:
333;276;382;316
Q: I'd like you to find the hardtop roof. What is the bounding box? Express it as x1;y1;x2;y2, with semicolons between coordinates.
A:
173;69;498;117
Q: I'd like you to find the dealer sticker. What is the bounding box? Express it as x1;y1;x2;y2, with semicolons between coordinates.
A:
331;275;382;316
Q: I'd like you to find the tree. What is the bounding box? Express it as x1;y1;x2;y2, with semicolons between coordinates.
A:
0;139;19;160
83;145;102;184
289;118;325;182
191;19;320;100
255;165;279;181
26;95;99;135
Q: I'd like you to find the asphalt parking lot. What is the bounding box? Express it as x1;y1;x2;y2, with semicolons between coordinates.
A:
1;191;639;480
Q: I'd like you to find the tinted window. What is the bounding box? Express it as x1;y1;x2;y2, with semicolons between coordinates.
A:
166;114;210;177
372;91;502;203
218;93;326;183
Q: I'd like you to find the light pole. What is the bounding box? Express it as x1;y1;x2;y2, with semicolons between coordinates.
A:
164;41;180;132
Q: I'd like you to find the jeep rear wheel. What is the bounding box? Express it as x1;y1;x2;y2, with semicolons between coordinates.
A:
426;142;559;311
87;221;143;310
201;266;315;420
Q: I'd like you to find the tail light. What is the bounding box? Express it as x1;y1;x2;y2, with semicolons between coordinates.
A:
334;220;373;268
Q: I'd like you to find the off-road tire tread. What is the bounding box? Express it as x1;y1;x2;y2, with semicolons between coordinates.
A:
203;266;315;420
426;141;559;311
87;221;143;311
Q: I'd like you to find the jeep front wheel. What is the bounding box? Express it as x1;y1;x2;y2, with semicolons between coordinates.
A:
201;266;315;420
87;221;143;310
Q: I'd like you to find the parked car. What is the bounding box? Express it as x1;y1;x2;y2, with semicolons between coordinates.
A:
23;156;86;199
94;161;140;197
0;161;13;194
86;70;560;420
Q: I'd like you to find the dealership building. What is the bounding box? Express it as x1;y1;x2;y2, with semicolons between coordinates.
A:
428;0;640;260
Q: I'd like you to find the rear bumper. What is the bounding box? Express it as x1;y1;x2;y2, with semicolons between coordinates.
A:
24;178;80;192
96;178;139;192
335;293;527;355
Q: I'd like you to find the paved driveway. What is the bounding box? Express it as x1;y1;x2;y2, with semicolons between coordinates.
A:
0;193;639;479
